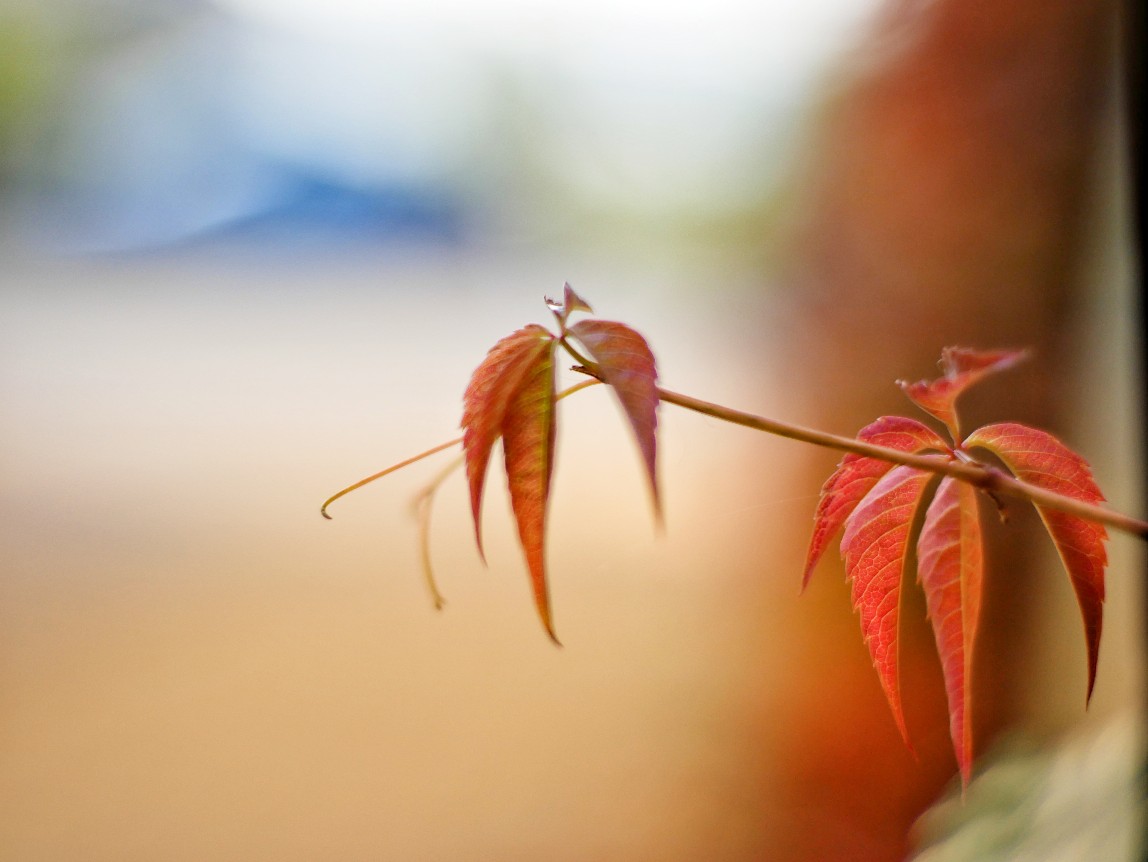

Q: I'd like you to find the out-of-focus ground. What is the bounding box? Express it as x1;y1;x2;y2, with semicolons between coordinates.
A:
0;249;810;860
0;1;1143;860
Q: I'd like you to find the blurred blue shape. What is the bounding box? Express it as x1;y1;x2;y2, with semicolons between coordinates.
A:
5;0;883;256
182;168;465;249
11;2;468;254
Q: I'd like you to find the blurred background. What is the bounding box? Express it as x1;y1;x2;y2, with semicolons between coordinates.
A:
0;0;1142;859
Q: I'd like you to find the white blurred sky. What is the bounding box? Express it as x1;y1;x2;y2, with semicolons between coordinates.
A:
206;0;881;209
5;0;886;250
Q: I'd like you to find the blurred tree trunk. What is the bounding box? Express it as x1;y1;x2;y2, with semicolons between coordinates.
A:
769;2;1120;858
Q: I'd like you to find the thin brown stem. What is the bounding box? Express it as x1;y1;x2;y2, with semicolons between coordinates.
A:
321;437;462;519
558;335;594;370
573;366;1148;539
657;384;1148;538
320;378;601;519
555;378;601;401
411;454;465;610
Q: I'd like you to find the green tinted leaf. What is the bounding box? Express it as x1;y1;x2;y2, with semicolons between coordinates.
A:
501;341;560;641
840;463;937;747
461;325;554;559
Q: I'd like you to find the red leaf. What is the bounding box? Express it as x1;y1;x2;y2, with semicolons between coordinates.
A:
917;477;983;787
501;341;559;642
568;319;661;517
840;463;938;746
803;416;949;589
898;347;1028;439
461;325;555;558
964;422;1108;701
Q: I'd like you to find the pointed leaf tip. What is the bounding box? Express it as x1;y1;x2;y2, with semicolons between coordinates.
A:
562;282;593;315
917;477;984;787
898;347;1029;439
500;339;560;639
965;422;1107;703
546;283;593;326
568;319;661;518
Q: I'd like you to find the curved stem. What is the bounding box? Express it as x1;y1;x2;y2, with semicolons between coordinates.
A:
574;367;1148;539
321;438;461;519
320;379;602;519
558;335;594;370
556;378;602;401
411;454;464;610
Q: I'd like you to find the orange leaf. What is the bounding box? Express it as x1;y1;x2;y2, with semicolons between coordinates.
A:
898;347;1028;439
501;341;559;641
461;325;555;559
840;463;938;747
803;416;949;589
568;319;661;517
965;422;1108;701
916;477;983;787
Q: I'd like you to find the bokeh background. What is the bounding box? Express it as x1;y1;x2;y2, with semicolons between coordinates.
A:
1;1;1143;859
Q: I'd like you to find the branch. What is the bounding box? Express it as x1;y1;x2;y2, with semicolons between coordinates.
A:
574;366;1148;540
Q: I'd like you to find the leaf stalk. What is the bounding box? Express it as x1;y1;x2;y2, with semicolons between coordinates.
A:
320;379;602;519
572;367;1148;540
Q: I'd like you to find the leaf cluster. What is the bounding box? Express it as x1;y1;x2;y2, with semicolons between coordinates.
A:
322;290;1138;787
459;284;659;642
801;348;1107;785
